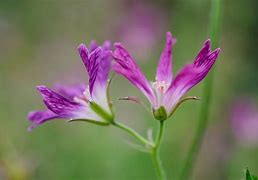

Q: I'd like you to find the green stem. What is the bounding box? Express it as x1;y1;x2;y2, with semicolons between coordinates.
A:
112;121;151;146
151;121;166;180
180;0;222;179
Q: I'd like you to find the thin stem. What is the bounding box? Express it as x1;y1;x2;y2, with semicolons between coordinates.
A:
180;0;222;179
112;121;151;146
151;121;166;180
155;121;165;149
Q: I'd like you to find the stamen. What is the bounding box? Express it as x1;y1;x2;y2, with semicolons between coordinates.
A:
151;80;170;107
152;81;169;93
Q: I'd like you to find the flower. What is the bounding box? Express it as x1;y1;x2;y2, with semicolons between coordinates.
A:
112;32;221;120
27;41;113;130
231;98;258;145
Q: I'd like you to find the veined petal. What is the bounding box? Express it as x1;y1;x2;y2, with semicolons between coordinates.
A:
78;41;111;94
94;51;111;89
156;32;176;84
27;110;60;131
37;86;91;119
80;46;102;95
164;40;220;113
192;39;221;75
88;49;111;112
112;43;156;104
163;64;201;112
91;51;112;113
54;83;86;101
194;39;211;66
78;43;90;72
89;40;111;52
78;43;108;94
78;41;112;113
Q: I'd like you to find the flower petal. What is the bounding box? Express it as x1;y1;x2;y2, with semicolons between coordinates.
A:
193;39;221;76
78;43;90;72
163;64;201;112
89;40;111;52
102;40;111;51
194;39;211;66
112;43;156;104
37;85;87;118
78;44;102;95
91;51;112;112
27;110;60;131
54;83;86;101
164;40;220;113
94;51;111;89
89;40;98;52
88;48;106;94
78;41;111;96
156;32;176;84
78;41;112;113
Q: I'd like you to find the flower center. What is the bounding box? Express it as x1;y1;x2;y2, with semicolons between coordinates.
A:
152;80;170;107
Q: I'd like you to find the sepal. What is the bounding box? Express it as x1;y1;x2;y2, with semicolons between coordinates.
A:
90;102;114;123
68;119;110;126
118;96;142;104
168;96;200;118
118;96;150;113
153;106;167;121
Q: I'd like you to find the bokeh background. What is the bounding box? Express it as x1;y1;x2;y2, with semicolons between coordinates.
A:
0;0;257;179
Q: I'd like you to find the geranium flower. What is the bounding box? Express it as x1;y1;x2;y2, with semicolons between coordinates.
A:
27;41;113;130
112;32;220;120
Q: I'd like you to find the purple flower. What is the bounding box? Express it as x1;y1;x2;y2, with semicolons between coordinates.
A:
113;32;220;120
231;99;258;145
28;41;113;130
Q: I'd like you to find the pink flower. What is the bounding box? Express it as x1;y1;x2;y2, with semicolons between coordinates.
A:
113;32;220;120
28;41;113;130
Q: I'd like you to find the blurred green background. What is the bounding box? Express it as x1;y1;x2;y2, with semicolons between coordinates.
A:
0;0;257;179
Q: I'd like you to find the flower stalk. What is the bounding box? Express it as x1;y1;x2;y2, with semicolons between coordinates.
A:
180;0;223;179
112;121;151;146
151;121;166;180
